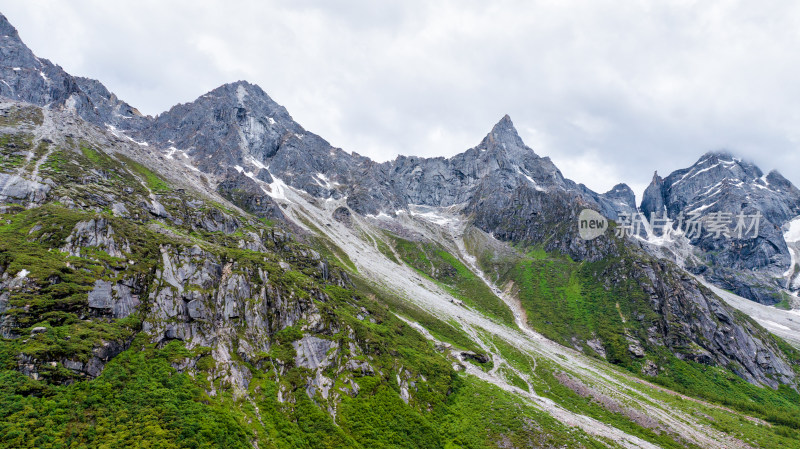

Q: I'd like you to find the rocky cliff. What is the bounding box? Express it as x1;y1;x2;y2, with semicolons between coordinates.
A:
640;151;800;304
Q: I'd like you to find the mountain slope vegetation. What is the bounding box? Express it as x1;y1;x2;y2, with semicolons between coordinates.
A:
1;11;800;448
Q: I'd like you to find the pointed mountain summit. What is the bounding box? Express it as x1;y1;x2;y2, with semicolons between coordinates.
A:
0;13;36;63
478;114;531;155
0;13;21;40
601;183;637;214
131;80;375;208
0;13;78;110
134;80;305;173
0;13;141;127
640;171;666;219
646;150;799;224
460;115;562;186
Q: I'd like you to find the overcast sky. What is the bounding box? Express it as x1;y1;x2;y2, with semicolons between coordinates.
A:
3;0;800;200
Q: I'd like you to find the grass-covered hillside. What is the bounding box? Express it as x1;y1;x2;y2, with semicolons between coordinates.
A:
0;103;616;448
464;227;800;436
3;100;800;448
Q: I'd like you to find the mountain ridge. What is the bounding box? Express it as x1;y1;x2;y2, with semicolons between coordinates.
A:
5;10;798;209
3;10;799;305
3;11;800;448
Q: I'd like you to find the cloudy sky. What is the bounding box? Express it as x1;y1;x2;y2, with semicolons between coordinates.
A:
3;0;800;199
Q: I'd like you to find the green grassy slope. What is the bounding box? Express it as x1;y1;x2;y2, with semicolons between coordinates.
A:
465;231;800;438
388;234;516;328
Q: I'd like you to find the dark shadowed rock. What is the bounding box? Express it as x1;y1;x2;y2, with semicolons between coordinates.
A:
640;171;666;220
332;206;352;225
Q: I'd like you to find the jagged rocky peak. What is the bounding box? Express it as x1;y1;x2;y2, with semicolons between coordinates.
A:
0;13;124;126
152;80;298;131
130;78;373;212
385;115;563;208
203;80;293;121
765;169;800;193
0;13;32;60
667;150;763;190
662;150;800;225
135;80;306;173
477;114;536;157
639;149;800;304
75;76;151;131
474;115;569;188
602;183;637;212
76;77;144;116
0;13;69;105
662;150;800;222
640;171;666;218
0;12;20;39
604;182;635;200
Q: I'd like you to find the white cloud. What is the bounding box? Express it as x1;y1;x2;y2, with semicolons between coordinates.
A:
2;0;800;200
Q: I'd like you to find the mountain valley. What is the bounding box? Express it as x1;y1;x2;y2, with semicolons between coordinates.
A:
2;12;800;449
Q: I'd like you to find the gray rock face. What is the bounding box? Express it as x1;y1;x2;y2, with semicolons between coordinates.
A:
111;283;139;318
187;299;208;320
61;217;130;258
345;358;374;376
216;168;284;220
83;340;129;378
73;76;149;130
0;15;100;124
111;202;129;218
377;115;584;213
87;279;139;318
0;173;50;204
640;171;666;218
293;335;337;370
636;258;795;388
135;82;302;175
135;242;352;394
142;244;328;347
87;280;113;310
599;183;638;216
640;151;800;304
332;206;352;225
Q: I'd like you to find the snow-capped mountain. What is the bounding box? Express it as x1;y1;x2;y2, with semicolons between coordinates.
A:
640;151;800;304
